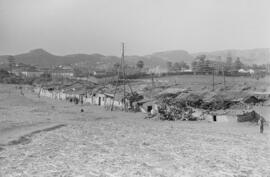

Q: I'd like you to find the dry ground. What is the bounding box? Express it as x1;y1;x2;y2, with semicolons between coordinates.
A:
135;75;270;93
0;84;269;177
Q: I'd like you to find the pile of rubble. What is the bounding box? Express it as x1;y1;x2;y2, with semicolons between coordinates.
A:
151;88;269;121
157;97;196;121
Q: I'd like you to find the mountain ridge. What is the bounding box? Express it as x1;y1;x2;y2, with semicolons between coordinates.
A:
0;48;269;68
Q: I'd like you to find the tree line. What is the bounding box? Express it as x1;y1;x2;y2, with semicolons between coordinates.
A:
191;54;268;74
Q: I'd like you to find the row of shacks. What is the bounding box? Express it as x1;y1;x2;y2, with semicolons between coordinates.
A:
33;81;146;111
33;81;268;122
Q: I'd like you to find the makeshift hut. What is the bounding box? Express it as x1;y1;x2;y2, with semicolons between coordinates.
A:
104;92;126;110
136;99;157;114
237;110;263;122
263;99;270;106
243;96;260;105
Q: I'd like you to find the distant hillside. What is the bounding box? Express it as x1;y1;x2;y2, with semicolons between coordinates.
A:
0;48;268;68
15;49;62;67
0;49;193;68
0;49;117;68
192;48;270;65
151;50;194;64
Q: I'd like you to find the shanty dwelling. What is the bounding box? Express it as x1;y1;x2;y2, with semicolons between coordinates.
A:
63;90;83;104
81;92;90;104
83;93;93;104
136;99;158;114
188;108;236;122
39;88;54;98
104;93;125;110
243;96;260;105
34;87;40;93
89;91;127;110
51;91;60;100
58;91;67;100
91;93;107;106
237;110;265;122
54;91;67;101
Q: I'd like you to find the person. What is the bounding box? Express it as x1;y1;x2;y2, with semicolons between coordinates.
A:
150;108;155;116
258;116;265;134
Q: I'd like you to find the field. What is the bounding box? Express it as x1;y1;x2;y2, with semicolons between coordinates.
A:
0;81;270;177
135;75;270;93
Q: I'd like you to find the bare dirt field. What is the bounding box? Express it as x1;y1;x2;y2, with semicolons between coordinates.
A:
0;84;269;177
136;75;270;93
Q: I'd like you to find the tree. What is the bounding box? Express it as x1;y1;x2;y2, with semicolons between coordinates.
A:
191;61;198;73
113;62;121;72
226;54;233;71
7;56;16;73
234;57;243;70
136;60;144;69
166;61;172;70
193;55;208;73
195;55;206;64
0;69;10;80
179;61;189;70
173;62;181;71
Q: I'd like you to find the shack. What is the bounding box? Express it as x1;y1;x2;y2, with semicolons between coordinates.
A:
237;110;263;122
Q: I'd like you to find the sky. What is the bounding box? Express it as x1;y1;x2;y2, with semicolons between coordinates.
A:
0;0;270;56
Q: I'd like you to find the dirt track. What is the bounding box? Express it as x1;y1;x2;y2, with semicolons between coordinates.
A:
0;84;269;177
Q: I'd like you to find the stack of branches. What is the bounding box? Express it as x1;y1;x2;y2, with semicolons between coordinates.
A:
126;91;144;102
200;100;233;110
157;97;195;121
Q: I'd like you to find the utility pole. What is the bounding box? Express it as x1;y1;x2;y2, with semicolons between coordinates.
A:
222;65;226;87
151;73;155;99
121;43;127;112
212;68;215;91
7;56;15;74
111;62;121;111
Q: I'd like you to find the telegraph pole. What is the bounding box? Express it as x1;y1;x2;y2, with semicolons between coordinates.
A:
121;43;127;112
212;68;215;91
151;72;155;99
223;65;226;87
7;56;15;74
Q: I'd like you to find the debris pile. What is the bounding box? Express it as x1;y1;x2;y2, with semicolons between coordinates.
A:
126;92;144;103
157;97;195;121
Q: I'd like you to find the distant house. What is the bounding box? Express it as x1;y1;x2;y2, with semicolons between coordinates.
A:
248;69;255;74
51;68;74;78
147;66;167;76
21;68;43;77
90;91;125;109
238;69;254;74
93;70;106;76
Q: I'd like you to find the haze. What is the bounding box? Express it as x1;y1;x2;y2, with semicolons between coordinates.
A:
0;0;270;56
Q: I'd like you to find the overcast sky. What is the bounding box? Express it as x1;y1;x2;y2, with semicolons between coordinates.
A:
0;0;269;56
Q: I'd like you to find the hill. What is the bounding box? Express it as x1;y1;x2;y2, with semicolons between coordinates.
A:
15;49;62;67
151;50;194;64
0;49;193;68
0;48;269;68
0;49;117;68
